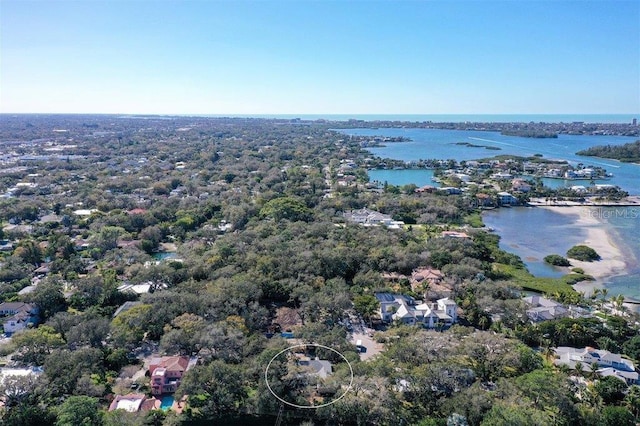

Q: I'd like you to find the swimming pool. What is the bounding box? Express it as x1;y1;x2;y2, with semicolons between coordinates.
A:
160;395;174;410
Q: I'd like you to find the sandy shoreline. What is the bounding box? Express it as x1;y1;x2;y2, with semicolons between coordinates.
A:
535;205;628;295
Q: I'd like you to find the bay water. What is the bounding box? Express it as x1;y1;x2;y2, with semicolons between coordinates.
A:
336;126;640;300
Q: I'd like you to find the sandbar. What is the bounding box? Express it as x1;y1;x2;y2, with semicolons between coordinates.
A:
536;205;628;295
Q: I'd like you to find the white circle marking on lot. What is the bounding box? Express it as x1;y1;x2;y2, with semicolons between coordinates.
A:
264;343;354;409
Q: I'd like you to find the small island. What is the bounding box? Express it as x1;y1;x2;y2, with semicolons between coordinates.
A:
358;136;412;147
452;142;502;150
567;245;601;262
544;254;572;267
576;140;640;163
501;129;558;138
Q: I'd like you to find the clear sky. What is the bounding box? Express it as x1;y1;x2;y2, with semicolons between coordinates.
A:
1;0;638;115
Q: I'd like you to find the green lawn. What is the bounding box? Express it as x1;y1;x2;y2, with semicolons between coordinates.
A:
492;263;586;296
463;212;485;228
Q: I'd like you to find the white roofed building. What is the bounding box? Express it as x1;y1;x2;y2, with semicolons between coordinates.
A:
375;293;458;329
554;346;638;385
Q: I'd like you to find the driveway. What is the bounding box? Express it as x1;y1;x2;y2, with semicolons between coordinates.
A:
350;329;384;361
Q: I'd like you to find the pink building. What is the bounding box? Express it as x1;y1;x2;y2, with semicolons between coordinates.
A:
148;356;197;395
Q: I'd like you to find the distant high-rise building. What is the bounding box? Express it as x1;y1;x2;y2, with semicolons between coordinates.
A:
633;118;637;126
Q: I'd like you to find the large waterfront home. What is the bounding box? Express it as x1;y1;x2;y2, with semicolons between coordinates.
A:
375;292;458;328
523;295;569;322
554;346;638;385
497;191;519;206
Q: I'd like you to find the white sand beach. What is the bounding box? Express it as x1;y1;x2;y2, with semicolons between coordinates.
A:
538;206;628;295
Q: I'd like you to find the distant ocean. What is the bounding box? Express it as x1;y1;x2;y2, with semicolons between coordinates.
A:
202;114;639;124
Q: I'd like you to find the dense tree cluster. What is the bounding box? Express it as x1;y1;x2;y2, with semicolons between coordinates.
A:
577;140;640;163
567;245;601;262
0;116;638;425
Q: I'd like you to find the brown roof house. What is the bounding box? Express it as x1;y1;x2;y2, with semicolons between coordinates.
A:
148;356;198;396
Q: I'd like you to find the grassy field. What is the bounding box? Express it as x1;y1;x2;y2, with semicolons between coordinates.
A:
463;212;485;228
492;263;591;296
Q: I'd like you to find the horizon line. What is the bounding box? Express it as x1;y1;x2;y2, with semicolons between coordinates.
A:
1;112;638;117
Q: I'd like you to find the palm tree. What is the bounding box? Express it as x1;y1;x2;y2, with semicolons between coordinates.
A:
588;362;600;381
623;385;640;418
554;323;568;346
574;361;584;377
612;294;626;315
542;340;555;362
600;288;609;318
558;363;571;375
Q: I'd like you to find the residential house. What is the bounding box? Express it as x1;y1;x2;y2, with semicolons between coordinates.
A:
597;368;639;386
148;356;198;395
297;355;333;379
17;285;37;296
375;293;458;329
0;240;13;252
497;192;518;206
491;172;514;180
127;208;148;215
108;394;158;412
113;301;142;318
455;173;471;183
475;193;495;208
344;208;405;229
411;268;444;287
117;282;152;295
0;302;39;336
512;178;532;193
439;187;462;195
0;366;43;383
523;295;569;322
441;230;470;239
0;366;44;405
544;168;563;178
554;346;638;385
415;185;437;194
73;209;98;216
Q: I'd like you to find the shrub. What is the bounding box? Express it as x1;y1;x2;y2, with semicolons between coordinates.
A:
544;254;571;267
566;245;600;262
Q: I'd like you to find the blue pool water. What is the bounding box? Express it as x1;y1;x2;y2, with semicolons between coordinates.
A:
152;252;177;260
160;395;174;410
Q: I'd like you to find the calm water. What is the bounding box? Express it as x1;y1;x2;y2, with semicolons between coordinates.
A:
483;207;587;279
341;128;639;195
483;207;640;301
338;127;640;300
369;169;437;188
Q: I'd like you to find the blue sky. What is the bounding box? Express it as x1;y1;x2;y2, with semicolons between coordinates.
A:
1;0;638;114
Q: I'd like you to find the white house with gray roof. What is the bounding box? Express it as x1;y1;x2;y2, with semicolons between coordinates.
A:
523;295;569;322
0;302;39;336
375;292;457;329
554;346;638;385
344;208;405;229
